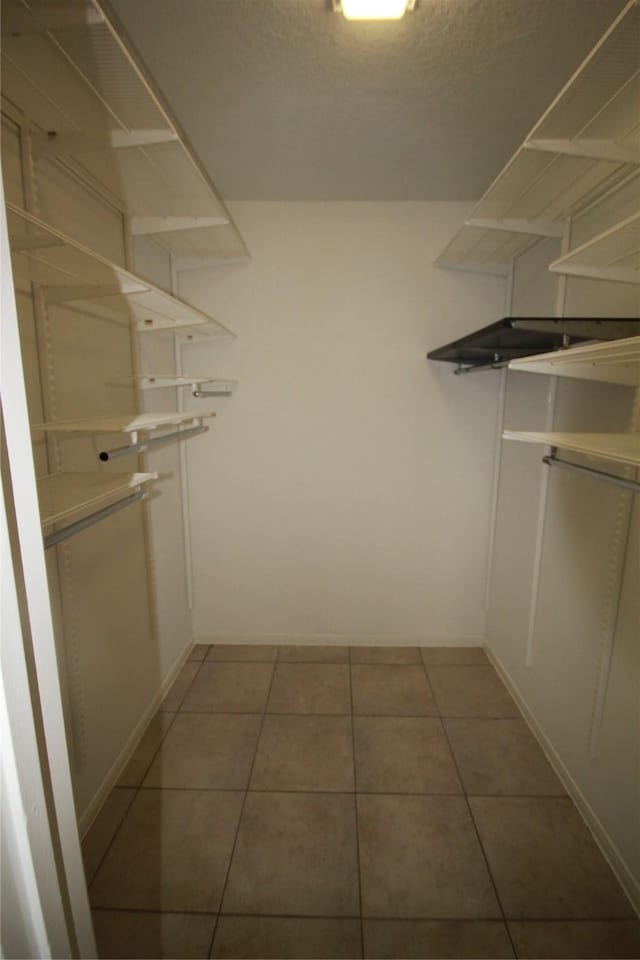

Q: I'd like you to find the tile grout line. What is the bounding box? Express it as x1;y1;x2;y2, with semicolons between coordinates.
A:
174;708;523;720
86;655;207;893
423;652;520;960
89;905;640;923
206;652;281;958
348;646;365;960
128;784;571;799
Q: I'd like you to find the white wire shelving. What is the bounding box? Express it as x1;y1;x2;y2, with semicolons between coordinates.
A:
32;411;215;434
502;430;640;468
38;471;156;527
7;204;234;339
508;335;640;386
125;374;237;397
435;0;640;276
1;0;249;267
549;212;640;285
33;411;216;461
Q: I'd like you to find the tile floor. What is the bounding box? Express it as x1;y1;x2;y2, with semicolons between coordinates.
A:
84;644;640;959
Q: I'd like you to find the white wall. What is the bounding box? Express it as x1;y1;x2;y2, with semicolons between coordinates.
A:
487;183;640;911
180;201;505;643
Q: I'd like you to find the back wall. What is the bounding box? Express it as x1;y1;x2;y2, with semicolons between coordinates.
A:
179;202;505;644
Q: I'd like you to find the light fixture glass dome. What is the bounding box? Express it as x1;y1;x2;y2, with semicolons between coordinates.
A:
340;0;410;20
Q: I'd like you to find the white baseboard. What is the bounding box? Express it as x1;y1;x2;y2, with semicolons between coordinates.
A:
78;638;193;837
485;644;640;917
196;633;484;648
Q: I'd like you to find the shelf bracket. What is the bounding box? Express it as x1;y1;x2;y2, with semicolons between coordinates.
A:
453;357;509;375
193;389;233;397
31;130;179;160
549;264;639;285
525;138;640;166
98;423;208;462
3;4;104;36
43;282;149;305
542;453;640;495
465;218;563;238
174;256;249;272
435;260;511;277
10;234;65;252
44;490;146;549
130;217;229;236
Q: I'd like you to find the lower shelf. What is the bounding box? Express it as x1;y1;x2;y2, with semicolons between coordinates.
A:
38;471;157;527
502;431;640;468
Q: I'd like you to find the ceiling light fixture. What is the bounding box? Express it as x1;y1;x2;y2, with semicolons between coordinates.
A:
333;0;416;20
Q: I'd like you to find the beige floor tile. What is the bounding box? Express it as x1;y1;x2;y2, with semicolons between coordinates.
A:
92;909;215;959
189;644;210;661
267;663;351;714
251;715;354;791
144;713;262;789
427;666;519;718
352;665;438;717
444;718;565;796
350;646;422;665
470;797;635;918
363;919;514;958
90;789;243;912
354;717;462;794
160;661;201;712
358;795;500;918
278;644;349;663
212;916;362;959
421;646;488;666
508;920;640;958
118;713;175;787
82;788;136;885
181;662;274;713
206;644;278;661
222;792;359;916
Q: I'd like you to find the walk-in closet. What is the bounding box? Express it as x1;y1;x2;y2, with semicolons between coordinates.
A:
2;1;639;957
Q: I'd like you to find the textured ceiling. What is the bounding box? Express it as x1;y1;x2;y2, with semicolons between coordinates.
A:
108;0;627;201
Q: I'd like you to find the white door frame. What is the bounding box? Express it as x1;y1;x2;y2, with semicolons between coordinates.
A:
1;177;96;957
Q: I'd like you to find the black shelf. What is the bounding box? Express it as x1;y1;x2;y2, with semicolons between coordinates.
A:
427;318;640;372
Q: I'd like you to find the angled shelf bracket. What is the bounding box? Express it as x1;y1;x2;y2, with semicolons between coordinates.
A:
465;218;563;238
434;260;510;277
130;216;229;236
31;130;179;160
524;138;640;166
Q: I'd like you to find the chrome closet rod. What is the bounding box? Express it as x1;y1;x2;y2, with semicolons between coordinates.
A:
453;360;509;375
44;490;146;549
99;424;207;462
542;453;640;495
192;389;232;397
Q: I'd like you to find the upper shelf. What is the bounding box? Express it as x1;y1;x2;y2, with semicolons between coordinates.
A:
38;470;156;527
426;317;640;371
549;212;640;285
0;0;249;266
436;0;640;275
502;430;640;468
7;204;234;339
509;335;640;386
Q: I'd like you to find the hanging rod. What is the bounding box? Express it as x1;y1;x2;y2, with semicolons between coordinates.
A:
542;453;640;494
193;389;232;398
99;424;207;462
454;359;509;375
44;490;146;549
